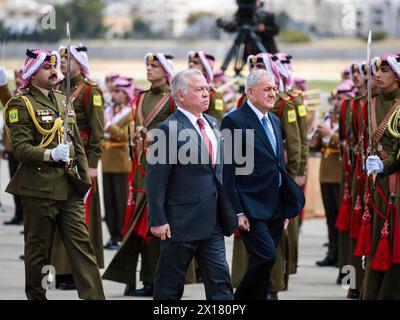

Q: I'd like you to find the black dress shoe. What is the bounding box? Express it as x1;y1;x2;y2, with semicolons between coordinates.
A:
316;256;338;267
125;283;153;297
347;289;360;299
3;217;23;225
266;292;278;300
104;239;120;250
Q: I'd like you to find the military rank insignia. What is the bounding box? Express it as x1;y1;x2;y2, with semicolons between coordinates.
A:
93;95;102;107
36;109;55;122
215;99;224;111
298;104;307;117
288;109;297;123
9;109;18;123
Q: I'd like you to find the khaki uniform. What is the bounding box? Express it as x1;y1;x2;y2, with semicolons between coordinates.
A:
4;84;104;300
287;89;308;275
310;111;341;262
102;106;133;241
52;74;105;274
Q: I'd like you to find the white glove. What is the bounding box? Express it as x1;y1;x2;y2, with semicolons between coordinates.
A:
51;143;71;162
366;155;384;175
0;66;7;87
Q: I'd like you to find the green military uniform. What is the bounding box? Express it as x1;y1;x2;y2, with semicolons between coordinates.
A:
337;98;353;281
287;89;308;274
102;83;175;288
348;95;367;295
206;87;225;123
52;74;105;276
363;88;400;299
4;84;104;300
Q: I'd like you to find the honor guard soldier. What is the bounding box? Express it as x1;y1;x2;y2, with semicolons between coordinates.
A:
103;53;179;297
52;44;105;290
275;52;307;277
1;66;24;226
3;49;104;300
187;51;225;122
313;81;356;269
365;54;400;299
102;77;134;250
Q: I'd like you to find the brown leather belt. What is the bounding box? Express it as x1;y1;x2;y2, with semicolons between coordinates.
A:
322;147;340;158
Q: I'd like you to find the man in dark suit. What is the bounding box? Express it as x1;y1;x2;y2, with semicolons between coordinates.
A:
146;69;237;300
221;68;304;300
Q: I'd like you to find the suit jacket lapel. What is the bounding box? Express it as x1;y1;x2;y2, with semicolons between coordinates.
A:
243;103;277;158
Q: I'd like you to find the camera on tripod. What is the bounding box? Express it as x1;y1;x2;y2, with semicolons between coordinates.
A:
216;0;258;33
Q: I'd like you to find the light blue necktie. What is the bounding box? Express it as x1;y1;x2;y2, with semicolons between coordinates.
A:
261;115;281;187
261;115;277;155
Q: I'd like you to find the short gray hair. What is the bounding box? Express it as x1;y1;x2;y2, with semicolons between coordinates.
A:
171;68;204;106
245;69;275;94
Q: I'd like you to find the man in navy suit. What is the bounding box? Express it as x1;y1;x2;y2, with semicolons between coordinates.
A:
221;69;304;300
146;69;237;300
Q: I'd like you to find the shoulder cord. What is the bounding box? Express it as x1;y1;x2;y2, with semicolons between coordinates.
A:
387;105;400;159
20;96;64;148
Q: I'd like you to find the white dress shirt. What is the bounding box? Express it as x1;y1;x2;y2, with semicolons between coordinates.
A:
177;107;218;162
247;100;277;145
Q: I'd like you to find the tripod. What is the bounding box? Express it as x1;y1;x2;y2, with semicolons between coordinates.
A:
220;24;267;76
